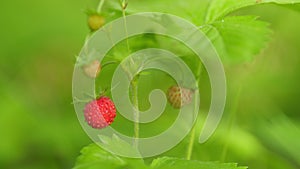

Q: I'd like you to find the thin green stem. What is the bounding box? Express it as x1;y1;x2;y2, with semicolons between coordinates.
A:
96;0;105;13
119;0;139;145
107;31;115;46
121;5;130;54
118;0;139;146
186;61;203;160
186;123;196;160
131;76;139;147
120;0;135;69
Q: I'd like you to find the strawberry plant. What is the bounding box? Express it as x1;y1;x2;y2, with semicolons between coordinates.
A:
72;0;300;169
87;14;105;31
84;96;116;129
82;60;101;78
167;85;194;109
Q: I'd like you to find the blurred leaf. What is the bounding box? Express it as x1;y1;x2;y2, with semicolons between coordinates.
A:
151;157;247;169
281;3;300;12
255;114;300;166
202;15;272;63
205;0;300;23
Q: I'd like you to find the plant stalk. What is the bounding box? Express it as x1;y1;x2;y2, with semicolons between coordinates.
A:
131;76;139;147
186;61;203;160
119;0;139;146
186;123;196;160
121;3;130;54
96;0;105;13
119;0;140;146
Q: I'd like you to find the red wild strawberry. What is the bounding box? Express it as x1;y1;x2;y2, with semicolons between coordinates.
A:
82;60;101;78
167;85;193;109
88;14;105;31
84;96;116;129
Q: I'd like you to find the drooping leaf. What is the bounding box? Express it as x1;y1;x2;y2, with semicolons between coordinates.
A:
205;0;300;23
202;15;272;63
151;157;247;169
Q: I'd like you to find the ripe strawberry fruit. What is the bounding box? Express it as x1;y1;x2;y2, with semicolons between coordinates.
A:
88;14;105;31
82;60;101;78
167;85;193;109
84;96;116;129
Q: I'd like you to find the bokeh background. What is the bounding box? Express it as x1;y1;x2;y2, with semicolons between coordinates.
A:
0;0;300;169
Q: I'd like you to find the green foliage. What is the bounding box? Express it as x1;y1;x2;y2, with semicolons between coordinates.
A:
1;0;299;168
100;0;299;63
98;134;141;158
73;143;148;169
73;144;125;169
151;157;247;169
205;0;300;23
73;143;247;169
202;0;300;62
73;0;300;169
255;114;300;166
202;15;272;63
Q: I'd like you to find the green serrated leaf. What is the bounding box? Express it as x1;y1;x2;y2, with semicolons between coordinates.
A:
205;0;300;23
73;143;126;169
126;0;211;25
202;15;272;63
151;157;247;169
98;134;142;158
73;143;149;169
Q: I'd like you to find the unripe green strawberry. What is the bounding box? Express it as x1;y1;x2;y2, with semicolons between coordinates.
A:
82;60;101;78
84;96;116;129
167;85;193;109
88;14;105;31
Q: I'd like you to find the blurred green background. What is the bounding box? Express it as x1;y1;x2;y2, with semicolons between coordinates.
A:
0;0;300;169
